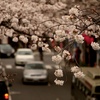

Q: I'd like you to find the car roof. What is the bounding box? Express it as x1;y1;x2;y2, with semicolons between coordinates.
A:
17;48;32;51
26;61;44;64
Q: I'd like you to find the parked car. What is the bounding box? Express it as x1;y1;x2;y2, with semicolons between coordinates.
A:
22;61;49;84
15;48;35;65
0;80;12;100
0;44;15;58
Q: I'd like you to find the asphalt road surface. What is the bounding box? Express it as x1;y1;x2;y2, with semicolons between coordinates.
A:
0;52;73;100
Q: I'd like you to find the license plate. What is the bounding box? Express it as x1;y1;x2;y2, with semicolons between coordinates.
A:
33;79;39;81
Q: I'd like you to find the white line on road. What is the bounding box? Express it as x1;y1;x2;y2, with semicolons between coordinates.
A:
45;65;52;69
6;65;12;69
54;65;59;69
9;95;12;100
16;66;24;69
10;91;21;95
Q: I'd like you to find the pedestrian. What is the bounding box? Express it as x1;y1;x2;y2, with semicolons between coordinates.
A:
89;45;97;67
85;44;90;66
75;46;81;65
38;47;43;61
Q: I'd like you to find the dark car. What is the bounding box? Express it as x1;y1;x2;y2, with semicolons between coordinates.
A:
0;80;10;100
0;44;15;58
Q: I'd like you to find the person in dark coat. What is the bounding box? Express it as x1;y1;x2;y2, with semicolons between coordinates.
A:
89;45;97;67
75;46;81;65
38;47;43;61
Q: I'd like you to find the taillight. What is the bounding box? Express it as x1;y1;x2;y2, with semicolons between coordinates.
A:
4;93;9;99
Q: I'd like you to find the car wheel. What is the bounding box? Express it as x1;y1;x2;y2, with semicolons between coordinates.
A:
0;53;4;58
44;81;48;85
15;62;18;66
44;77;49;85
22;78;26;84
11;54;14;58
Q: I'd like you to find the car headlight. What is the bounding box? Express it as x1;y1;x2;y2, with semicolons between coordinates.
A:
42;70;48;75
15;56;19;60
23;71;28;76
0;49;5;53
12;49;15;53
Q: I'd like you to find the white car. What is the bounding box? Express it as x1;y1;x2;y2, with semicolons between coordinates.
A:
15;48;35;65
22;61;48;84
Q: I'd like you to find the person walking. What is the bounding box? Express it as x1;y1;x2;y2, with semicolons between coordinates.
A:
75;46;81;65
38;47;44;61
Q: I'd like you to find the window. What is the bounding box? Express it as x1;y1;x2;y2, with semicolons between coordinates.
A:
25;63;45;69
17;51;33;55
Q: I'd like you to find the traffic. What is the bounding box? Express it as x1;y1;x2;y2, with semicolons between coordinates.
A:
0;44;71;100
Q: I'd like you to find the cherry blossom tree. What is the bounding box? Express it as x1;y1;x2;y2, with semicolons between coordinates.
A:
0;0;100;85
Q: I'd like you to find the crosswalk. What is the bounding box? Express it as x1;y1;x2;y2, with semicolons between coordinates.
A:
0;64;59;70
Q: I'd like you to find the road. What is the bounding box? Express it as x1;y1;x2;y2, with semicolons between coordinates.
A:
0;52;73;100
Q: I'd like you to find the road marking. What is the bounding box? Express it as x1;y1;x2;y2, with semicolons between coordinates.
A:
54;65;59;69
16;66;24;69
9;95;12;100
6;65;12;69
45;65;52;69
10;91;21;95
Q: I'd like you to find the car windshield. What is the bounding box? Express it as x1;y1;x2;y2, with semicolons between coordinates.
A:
17;51;33;55
25;63;44;69
0;44;12;50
